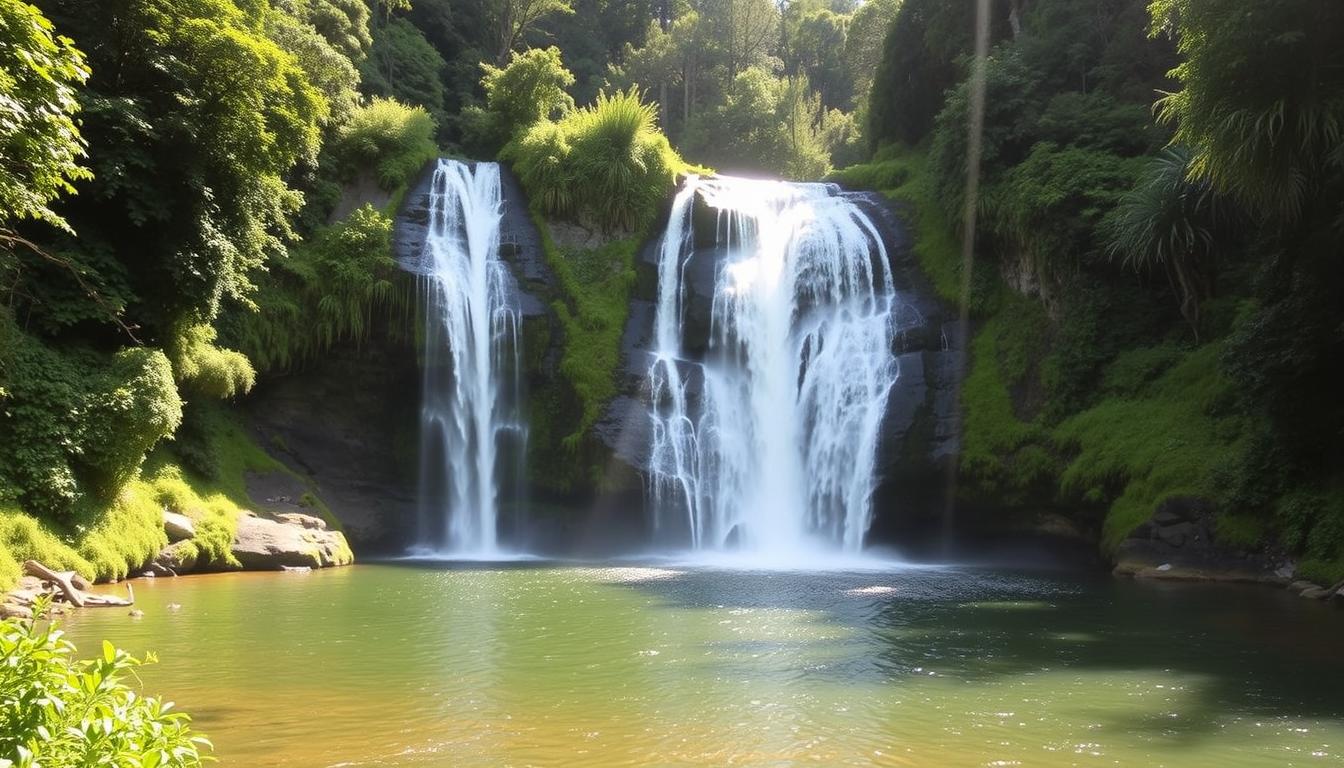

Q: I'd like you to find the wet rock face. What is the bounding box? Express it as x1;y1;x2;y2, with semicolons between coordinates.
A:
1112;496;1290;583
394;160;551;319
241;343;421;553
597;187;964;547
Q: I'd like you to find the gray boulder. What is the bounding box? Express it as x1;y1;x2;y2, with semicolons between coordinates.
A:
230;513;353;571
155;540;200;575
163;511;196;542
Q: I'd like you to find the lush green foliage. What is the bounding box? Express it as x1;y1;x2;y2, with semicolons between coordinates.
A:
682;69;855;178
506;86;685;232
465;46;576;153
0;308;182;517
0;0;378;595
0;601;210;767
328;97;438;190
1055;343;1244;548
360;17;447;130
1150;0;1344;224
1104;147;1230;336
868;0;1005;149
0;0;90;230
31;0;326;336
854;0;1344;571
225;204;410;374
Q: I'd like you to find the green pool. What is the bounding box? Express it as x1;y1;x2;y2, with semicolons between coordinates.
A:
59;561;1344;766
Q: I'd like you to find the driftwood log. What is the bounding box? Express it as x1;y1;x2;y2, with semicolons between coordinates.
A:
22;560;134;608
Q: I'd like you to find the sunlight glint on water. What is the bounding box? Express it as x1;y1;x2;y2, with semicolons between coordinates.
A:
57;565;1344;768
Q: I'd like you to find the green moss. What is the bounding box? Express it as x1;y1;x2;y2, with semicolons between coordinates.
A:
0;509;94;588
1297;558;1344;587
0;401;345;589
534;213;639;444
1214;513;1268;549
959;309;1056;503
1100;344;1185;396
1054;343;1245;549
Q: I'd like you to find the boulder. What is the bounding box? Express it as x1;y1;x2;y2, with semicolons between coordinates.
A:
155;540;200;575
1152;509;1185;526
1289;580;1318;593
1;603;33;620
1301;587;1331;600
163;510;196;542
1156;523;1193;547
230;513;353;571
270;512;327;530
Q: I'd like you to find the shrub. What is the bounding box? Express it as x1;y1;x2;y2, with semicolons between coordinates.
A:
472;46;575;151
0;310;182;517
0;600;211;766
167;323;256;400
329;98;437;189
225;204;410;373
78;348;183;500
505;88;684;233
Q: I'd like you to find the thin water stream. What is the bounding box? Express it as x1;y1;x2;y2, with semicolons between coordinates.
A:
416;160;523;553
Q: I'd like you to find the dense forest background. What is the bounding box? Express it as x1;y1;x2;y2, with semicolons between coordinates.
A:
1;0;1341;586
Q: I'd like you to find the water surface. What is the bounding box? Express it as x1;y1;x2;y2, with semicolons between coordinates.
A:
61;562;1344;766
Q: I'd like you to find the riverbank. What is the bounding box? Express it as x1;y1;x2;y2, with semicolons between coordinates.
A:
1;507;351;619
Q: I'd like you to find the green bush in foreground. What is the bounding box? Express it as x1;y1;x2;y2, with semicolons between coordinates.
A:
0;600;210;767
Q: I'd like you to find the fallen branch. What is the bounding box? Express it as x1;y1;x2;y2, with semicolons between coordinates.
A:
22;560;135;608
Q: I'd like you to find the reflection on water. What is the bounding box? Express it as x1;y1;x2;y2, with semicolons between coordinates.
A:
58;563;1344;767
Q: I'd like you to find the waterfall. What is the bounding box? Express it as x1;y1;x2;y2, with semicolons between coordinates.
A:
647;176;898;555
417;160;524;554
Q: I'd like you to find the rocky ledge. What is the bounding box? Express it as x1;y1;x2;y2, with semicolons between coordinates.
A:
154;509;354;576
1112;497;1344;605
2;509;353;619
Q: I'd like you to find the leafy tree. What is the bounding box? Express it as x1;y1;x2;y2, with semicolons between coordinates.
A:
868;0;1009;148
1150;0;1344;224
786;8;850;110
842;0;898;114
32;0;326;338
0;0;90;231
683;68;839;178
489;0;576;65
268;4;363;126
470;46;577;150
702;0;779;80
543;0;653;101
360;17;448;127
275;0;372;61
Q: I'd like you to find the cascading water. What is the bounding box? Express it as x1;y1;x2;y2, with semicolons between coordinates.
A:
417;159;524;554
647;176;898;555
